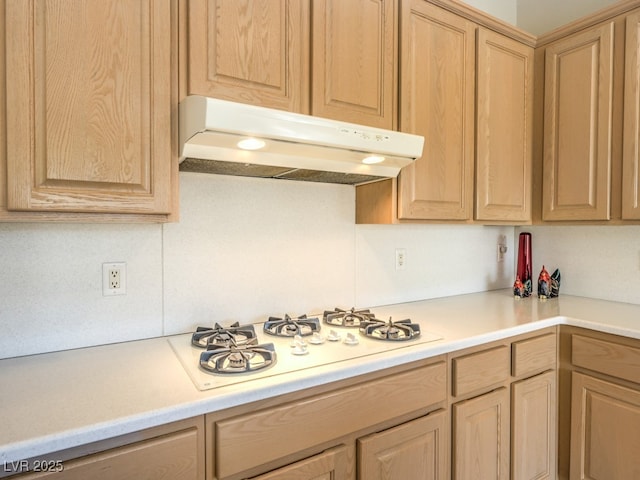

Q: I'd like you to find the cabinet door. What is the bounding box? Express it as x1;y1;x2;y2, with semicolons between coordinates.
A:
475;29;533;222
187;0;310;113
452;388;510;480
358;410;449;480
570;372;640;480
542;23;614;221
15;422;203;480
248;445;348;480
5;0;174;215
312;0;396;129
623;10;640;220
512;371;557;480
397;0;475;220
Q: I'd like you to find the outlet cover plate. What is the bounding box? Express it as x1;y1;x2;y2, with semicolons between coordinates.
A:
102;262;126;296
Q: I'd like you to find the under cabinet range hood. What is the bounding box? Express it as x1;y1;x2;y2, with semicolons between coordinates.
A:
179;96;424;185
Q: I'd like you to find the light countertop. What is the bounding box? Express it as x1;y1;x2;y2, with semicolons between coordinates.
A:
2;289;640;465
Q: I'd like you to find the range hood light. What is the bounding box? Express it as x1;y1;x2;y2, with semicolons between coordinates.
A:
362;155;385;165
237;138;266;151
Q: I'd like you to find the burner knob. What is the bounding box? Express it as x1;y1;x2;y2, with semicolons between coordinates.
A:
327;330;341;342
309;332;325;345
343;332;359;345
291;343;309;356
291;334;306;348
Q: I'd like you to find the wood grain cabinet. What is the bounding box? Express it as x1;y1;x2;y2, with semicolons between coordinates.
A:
452;388;510;480
358;410;449;480
396;0;476;221
246;446;348;480
512;371;557;480
449;329;557;480
2;0;177;221
622;9;640;220
186;0;310;113
8;418;204;480
356;0;534;224
209;359;447;480
186;0;396;129
541;22;614;221
570;373;640;480
560;330;640;479
475;28;533;222
311;0;397;129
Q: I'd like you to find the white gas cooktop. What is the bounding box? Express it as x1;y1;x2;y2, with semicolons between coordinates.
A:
168;314;443;391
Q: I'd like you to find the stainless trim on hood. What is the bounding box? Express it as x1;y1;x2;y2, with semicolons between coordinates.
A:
178;96;424;185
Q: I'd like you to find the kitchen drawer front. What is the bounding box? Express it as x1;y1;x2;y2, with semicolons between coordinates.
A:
452;345;510;397
572;334;640;384
215;361;446;479
512;333;557;378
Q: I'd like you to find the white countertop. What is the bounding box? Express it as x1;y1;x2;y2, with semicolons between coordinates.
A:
2;289;640;465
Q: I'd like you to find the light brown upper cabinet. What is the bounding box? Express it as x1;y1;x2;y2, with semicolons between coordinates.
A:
187;0;311;113
357;0;534;224
4;0;176;219
542;22;614;221
475;29;533;222
187;0;396;129
312;0;397;129
396;0;476;220
623;10;640;220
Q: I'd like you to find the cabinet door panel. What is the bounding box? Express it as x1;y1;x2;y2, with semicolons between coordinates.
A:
542;23;614;221
188;0;310;113
570;372;640;480
623;10;640;219
512;371;557;480
248;445;348;480
398;0;475;220
475;28;533;222
358;410;448;480
452;388;510;480
5;0;173;214
312;0;396;129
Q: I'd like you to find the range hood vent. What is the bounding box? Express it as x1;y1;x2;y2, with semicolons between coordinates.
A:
179;96;424;185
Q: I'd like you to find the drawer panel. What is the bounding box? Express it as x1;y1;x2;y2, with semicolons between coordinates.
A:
512;333;556;377
452;345;510;397
572;334;640;384
216;361;446;479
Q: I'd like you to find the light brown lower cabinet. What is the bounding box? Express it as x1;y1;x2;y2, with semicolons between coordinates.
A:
358;410;449;480
452;387;511;480
570;372;640;480
246;445;348;480
7;417;204;480
512;371;557;480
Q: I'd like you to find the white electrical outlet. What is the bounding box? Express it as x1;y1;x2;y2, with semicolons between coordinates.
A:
102;262;126;296
497;235;507;263
395;248;406;271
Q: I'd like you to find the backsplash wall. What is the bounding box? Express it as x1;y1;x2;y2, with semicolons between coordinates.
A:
0;173;513;359
3;173;638;360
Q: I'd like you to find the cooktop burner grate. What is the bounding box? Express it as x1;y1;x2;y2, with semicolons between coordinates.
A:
323;307;376;328
191;322;257;348
199;339;277;374
359;318;421;341
263;314;321;337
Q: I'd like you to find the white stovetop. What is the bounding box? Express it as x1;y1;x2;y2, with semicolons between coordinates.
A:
169;315;443;391
2;290;640;465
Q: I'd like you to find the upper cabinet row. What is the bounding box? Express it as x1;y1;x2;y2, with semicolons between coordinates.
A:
3;0;639;224
540;7;640;222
